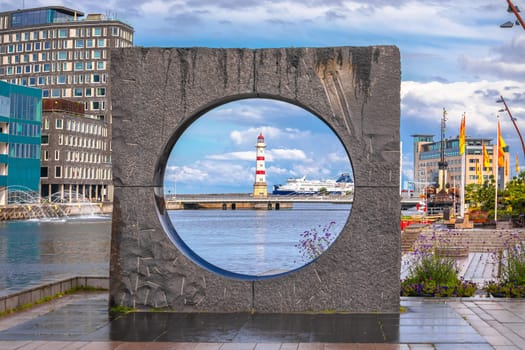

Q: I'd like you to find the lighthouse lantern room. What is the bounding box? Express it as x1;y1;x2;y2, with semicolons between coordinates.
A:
253;133;268;198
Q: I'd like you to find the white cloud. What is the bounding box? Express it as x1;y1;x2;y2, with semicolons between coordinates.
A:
229;126;307;145
206;151;254;161
165;165;208;182
268;148;307;161
401;80;525;135
326;152;348;163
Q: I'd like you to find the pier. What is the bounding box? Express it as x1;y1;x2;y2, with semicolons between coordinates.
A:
165;194;353;210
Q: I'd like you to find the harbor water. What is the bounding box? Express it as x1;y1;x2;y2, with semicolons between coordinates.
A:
0;216;111;296
0;203;351;293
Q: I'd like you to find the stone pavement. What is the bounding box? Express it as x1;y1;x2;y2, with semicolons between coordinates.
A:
0;293;523;349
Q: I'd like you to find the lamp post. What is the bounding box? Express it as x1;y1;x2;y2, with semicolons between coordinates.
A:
500;0;525;29
497;95;525;160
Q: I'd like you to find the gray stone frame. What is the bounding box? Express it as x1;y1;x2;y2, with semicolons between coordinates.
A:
109;46;401;313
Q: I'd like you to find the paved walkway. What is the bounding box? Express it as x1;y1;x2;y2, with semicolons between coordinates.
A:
0;293;524;349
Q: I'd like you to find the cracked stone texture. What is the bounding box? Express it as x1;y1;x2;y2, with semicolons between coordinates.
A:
110;46;401;312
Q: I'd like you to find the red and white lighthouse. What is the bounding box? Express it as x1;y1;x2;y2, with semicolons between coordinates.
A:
253;132;268;198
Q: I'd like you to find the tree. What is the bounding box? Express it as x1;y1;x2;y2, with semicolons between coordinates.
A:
318;187;329;196
501;171;525;217
465;176;496;212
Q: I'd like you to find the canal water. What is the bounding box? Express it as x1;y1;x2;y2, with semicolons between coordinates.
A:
0;216;111;296
0;203;351;293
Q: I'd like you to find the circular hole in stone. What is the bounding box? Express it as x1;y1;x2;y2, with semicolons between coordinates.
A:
163;98;353;279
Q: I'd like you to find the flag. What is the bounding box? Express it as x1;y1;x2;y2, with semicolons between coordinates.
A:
476;160;482;184
498;120;507;168
482;142;490;168
459;113;466;155
517;154;521;174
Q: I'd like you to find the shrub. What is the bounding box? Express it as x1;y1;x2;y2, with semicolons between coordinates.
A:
401;245;476;297
484;241;525;298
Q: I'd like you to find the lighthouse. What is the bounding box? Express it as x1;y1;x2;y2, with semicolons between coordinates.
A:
253;133;268;198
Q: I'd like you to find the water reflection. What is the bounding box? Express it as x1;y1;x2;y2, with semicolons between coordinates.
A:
0;217;111;294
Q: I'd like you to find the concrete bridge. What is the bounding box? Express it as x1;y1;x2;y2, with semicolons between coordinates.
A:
166;194;422;210
165;194;353;210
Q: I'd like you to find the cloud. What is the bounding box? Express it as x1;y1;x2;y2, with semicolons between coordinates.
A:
165;165;208;182
459;34;525;80
326;152;349;163
268;148;307;161
206;151;254;161
229;126;308;145
401;79;525;135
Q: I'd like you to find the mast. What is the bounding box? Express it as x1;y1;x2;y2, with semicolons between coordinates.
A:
438;108;448;194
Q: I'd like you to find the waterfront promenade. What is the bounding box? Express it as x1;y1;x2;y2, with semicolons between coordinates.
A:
0;291;525;349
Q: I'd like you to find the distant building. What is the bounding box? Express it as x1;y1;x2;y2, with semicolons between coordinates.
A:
0;6;134;201
40;99;111;202
412;134;510;195
0;80;42;205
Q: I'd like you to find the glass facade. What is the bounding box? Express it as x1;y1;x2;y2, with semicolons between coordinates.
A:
0;80;42;204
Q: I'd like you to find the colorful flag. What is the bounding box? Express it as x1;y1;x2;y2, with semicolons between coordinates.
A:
459;113;466;155
517;154;521;174
476;160;482;184
482;142;490;168
498;120;507;168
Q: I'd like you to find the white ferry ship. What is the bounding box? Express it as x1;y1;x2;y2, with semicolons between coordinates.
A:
272;173;354;195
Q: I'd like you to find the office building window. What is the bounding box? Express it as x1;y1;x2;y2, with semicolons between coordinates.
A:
55;166;61;178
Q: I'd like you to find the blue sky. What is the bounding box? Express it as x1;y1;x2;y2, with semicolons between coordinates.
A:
4;0;525;193
165;99;351;194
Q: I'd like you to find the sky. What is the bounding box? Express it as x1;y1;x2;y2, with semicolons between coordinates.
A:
3;0;525;194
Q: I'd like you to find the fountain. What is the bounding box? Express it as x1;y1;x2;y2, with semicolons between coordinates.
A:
0;186;104;221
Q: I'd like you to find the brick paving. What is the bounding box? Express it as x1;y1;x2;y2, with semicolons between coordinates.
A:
1;292;524;349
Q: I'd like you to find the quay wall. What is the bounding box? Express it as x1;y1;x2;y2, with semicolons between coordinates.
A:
0;276;108;314
165;200;293;210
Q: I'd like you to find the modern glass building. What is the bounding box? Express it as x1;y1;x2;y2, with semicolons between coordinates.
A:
0;6;134;202
412;134;510;195
0;80;42;205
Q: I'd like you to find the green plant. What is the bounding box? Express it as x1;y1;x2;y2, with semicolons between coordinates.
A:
401;244;476;297
484;241;525;298
109;305;136;315
502;243;525;286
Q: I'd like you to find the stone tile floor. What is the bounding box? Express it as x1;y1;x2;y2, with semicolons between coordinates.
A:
0;293;524;349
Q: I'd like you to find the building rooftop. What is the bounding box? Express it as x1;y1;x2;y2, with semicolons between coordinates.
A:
0;6;84;17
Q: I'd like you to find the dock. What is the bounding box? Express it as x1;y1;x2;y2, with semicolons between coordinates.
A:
165;194;353;210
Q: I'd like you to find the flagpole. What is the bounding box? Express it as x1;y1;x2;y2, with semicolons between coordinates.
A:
495;116;500;223
460;149;465;217
481;141;485;184
460;113;466;218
